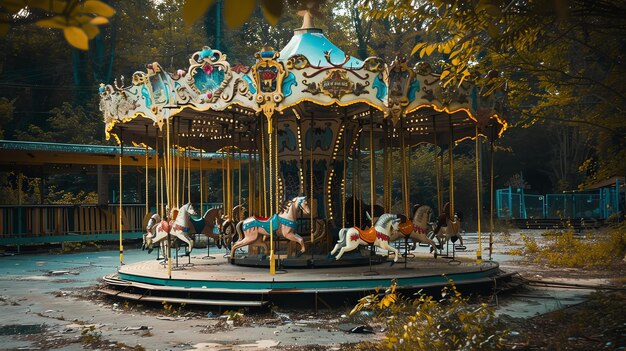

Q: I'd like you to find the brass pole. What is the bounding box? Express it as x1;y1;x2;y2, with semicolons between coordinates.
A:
166;119;172;279
489;126;495;260
269;117;275;275
369;110;375;223
342;112;347;229
118;129;124;266
155;128;160;217
145;127;149;217
310;115;314;241
449;115;454;218
433;117;442;215
400;115;409;216
200;148;203;213
475;125;482;264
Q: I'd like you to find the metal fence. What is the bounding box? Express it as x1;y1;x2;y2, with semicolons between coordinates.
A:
496;186;621;220
0;203;223;246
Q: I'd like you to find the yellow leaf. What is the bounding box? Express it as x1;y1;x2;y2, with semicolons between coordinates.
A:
449;48;462;59
223;0;255;27
183;0;214;25
35;16;67;29
425;44;435;56
63;26;89;50
90;16;109;25
411;43;426;57
440;70;450;80
420;46;427;58
0;23;8;37
260;0;282;26
451;57;460;66
80;0;116;17
81;23;100;39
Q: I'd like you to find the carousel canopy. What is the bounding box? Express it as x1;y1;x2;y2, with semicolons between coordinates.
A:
99;11;508;151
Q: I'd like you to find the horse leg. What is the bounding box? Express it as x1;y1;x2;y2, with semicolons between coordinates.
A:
334;236;357;261
230;229;258;257
377;240;399;265
281;230;305;256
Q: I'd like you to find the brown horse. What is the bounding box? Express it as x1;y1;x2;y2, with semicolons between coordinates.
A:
390;205;439;258
230;196;310;257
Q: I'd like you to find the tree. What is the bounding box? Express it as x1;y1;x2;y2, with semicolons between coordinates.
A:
15;101;101;144
365;0;626;189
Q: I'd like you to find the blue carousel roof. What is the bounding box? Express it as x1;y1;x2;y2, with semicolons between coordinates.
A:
279;28;363;68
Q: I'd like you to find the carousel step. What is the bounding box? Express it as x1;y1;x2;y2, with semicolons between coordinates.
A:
99;287;267;307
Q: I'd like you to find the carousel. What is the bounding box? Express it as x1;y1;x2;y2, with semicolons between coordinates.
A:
98;12;512;308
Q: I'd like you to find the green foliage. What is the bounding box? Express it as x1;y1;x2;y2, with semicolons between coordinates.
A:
0;172;41;205
46;184;97;204
351;280;507;351
522;224;626;269
15;102;101;144
365;0;626;189
0;97;15;139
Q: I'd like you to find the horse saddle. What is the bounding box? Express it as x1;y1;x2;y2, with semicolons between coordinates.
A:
189;217;205;233
353;226;377;244
160;220;172;233
398;220;413;236
243;214;279;233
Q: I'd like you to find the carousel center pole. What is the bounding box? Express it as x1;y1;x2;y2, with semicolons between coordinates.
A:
475;125;483;264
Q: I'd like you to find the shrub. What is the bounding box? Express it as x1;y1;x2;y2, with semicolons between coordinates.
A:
350;280;507;351
522;223;626;269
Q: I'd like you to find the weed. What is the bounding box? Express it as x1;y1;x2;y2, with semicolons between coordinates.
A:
520;234;540;254
521;223;626;268
504;248;523;256
161;301;185;316
80;325;101;345
350;280;508;351
223;310;245;326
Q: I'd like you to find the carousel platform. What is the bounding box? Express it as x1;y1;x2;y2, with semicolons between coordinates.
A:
99;253;516;309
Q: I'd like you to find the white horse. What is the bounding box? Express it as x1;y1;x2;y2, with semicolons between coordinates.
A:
143;213;168;257
231;196;310;258
390;205;439;257
144;203;197;255
330;213;402;265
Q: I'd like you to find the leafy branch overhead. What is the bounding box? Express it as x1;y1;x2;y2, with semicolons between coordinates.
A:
182;0;329;28
1;0;116;50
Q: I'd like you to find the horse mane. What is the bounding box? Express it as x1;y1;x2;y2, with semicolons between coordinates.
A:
397;213;409;223
203;207;220;219
376;213;397;228
412;204;422;219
